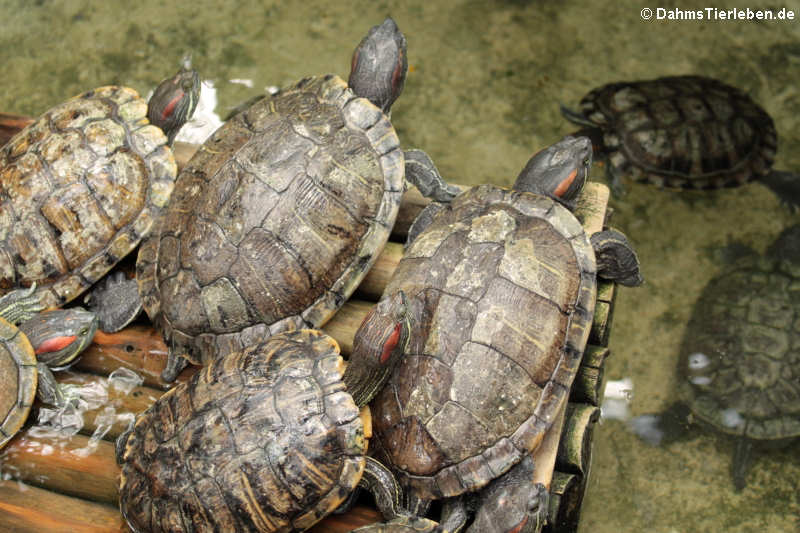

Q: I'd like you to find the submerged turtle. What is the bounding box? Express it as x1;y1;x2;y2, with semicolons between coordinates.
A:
561;75;800;208
117;18;455;382
117;295;411;533
631;224;800;491
0;286;98;449
360;136;642;530
0;61;199;321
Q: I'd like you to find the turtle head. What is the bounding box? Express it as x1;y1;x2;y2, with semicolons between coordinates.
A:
513;135;593;208
348;17;408;114
147;56;201;145
344;291;411;407
19;308;99;368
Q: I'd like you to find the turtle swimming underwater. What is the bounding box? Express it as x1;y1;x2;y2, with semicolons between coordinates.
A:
561;75;800;208
117;294;411;533
630;224;800;491
359;136;642;530
113;18;456;383
0;62;199;325
0;286;98;450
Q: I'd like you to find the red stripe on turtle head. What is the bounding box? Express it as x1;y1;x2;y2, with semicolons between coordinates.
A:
552;168;578;199
380;322;404;364
35;335;77;355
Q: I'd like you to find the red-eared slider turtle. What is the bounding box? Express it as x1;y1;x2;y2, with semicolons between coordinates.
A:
631;224;800;491
0;286;98;449
124;18;456;383
0;62;200;323
116;293;411;533
360;136;642;529
561;75;800;208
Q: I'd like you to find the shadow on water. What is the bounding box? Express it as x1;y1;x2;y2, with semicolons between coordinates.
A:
0;0;798;531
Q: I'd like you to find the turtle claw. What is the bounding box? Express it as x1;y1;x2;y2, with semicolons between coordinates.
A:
0;283;45;325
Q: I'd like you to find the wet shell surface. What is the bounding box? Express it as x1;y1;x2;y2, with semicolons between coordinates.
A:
577;75;776;189
118;329;367;532
0;86;177;308
370;185;597;500
137;74;404;365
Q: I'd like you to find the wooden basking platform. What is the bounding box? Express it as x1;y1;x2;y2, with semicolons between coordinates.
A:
0;120;618;532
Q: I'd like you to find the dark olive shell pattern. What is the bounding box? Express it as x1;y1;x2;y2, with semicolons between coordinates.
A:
579;75;777;189
678;232;800;441
137;74;404;366
0;86;177;308
118;329;366;533
0;317;36;449
370;185;597;500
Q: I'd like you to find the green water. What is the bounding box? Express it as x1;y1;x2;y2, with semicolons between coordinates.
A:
1;0;798;531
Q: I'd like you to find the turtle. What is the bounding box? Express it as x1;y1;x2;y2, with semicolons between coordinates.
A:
356;135;642;529
0;60;200;327
113;18;456;383
351;456;548;533
630;224;800;491
560;75;800;208
0;285;98;450
116;293;412;533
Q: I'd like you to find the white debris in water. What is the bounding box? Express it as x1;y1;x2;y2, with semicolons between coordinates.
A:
600;377;634;421
174;79;224;145
628;414;666;446
109;367;144;394
689;375;712;386
687;352;710;370
229;78;254;88
721;408;745;429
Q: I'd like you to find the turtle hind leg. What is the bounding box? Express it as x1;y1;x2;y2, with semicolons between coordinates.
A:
590;229;643;287
760;170;800;212
84;271;142;333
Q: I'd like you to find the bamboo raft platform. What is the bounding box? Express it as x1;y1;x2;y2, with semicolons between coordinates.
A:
0;117;618;532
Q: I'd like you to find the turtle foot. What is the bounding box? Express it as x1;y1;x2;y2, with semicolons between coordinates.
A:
85;271;142;332
404;149;461;202
590;229;643;286
0;284;45;325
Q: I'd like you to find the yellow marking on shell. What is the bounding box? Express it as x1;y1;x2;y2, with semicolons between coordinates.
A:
330;158;371;187
238;469;277;530
359;405;372;441
291;206;336;253
293;449;335;486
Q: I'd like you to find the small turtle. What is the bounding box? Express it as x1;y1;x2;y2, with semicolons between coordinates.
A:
561;75;800;208
630;224;800;491
112;18;455;383
116;293;411;533
0;285;98;449
360;136;642;528
0;61;200;326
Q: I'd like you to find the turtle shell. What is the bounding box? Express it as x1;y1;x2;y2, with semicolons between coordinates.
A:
577;75;777;189
0;86;177;308
137;74;404;367
118;329;367;532
0;317;36;449
678;225;800;441
369;185;597;500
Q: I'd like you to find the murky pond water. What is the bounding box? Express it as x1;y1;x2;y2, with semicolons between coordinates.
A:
1;0;798;531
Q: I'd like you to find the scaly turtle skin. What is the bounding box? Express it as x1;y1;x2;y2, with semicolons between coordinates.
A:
361;136;642;528
561;75;800;208
0;286;98;449
0;63;199;315
640;224;800;491
117;293;411;533
133;19;454;383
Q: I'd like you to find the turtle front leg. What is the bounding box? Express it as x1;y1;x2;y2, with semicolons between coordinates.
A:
35;362;80;407
404;149;461;203
590;228;643;287
84;271;142;333
358;456;408;520
0;284;45;325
